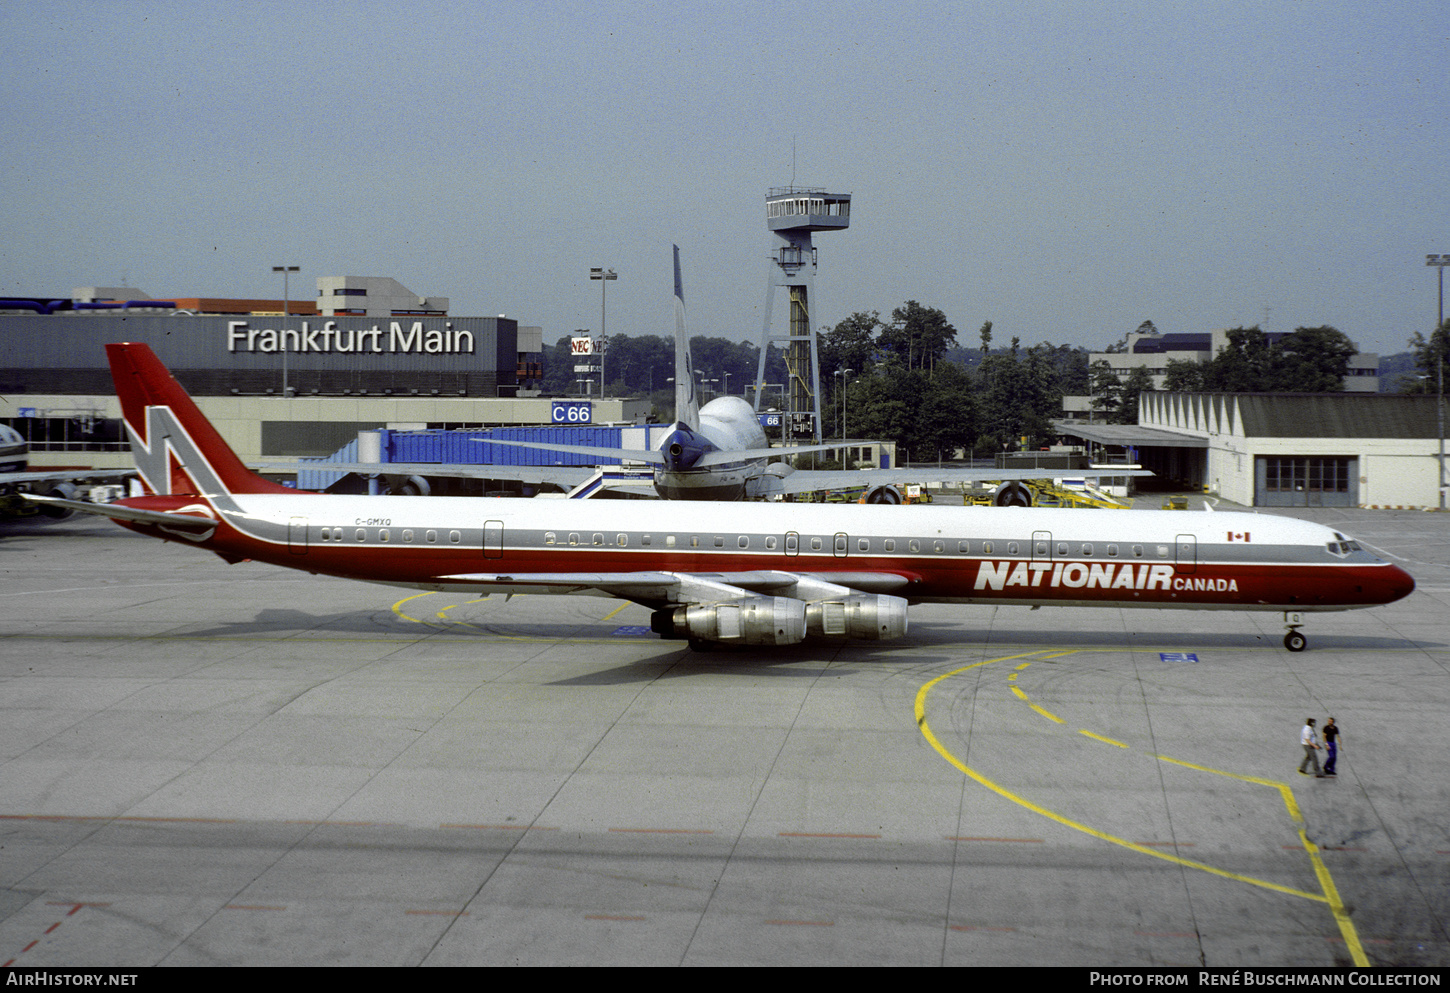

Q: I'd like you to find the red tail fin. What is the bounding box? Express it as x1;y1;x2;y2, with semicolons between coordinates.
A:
106;342;293;497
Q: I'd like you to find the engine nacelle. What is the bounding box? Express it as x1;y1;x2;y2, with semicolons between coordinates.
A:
993;480;1035;507
652;597;806;645
37;482;79;519
863;483;903;504
804;594;909;641
386;474;432;497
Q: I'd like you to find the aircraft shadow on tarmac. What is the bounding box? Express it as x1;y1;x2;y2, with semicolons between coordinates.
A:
173;609;1434;659
919;624;1428;653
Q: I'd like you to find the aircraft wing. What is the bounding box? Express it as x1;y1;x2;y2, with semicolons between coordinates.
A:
0;469;135;487
693;442;858;468
462;438;667;465
438;569;913;603
250;461;597;487
762;465;1153;497
21;494;218;534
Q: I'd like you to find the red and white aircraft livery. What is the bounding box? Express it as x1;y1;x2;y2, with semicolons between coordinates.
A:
30;343;1414;652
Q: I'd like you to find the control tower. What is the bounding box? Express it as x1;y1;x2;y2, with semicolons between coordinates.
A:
754;187;852;443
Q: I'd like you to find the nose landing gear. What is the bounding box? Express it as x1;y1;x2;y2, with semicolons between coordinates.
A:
1283;611;1306;652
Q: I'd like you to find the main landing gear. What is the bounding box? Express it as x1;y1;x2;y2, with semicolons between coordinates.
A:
1283;611;1306;652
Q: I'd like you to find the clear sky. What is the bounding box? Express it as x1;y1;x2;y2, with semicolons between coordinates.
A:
2;0;1445;356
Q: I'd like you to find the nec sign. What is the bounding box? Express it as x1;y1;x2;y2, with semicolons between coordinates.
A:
552;401;592;424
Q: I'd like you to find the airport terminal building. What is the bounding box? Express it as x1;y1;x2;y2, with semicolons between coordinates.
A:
0;280;646;475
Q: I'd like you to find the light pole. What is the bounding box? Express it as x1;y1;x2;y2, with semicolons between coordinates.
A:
834;368;852;467
272;265;299;396
1428;255;1449;510
590;267;617;397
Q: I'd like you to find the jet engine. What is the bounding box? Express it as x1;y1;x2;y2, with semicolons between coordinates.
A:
387;474;432;497
804;594;909;640
36;482;79;519
993;480;1034;507
652;596;806;646
863;484;903;504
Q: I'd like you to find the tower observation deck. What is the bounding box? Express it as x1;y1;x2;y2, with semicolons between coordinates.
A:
754;187;852;444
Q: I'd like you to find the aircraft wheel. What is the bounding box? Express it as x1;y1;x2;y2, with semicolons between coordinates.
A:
1284;631;1307;652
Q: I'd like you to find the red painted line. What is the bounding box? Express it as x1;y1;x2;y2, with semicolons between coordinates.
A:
43;923;61;934
779;832;881;839
766;919;834;926
608;827;714;834
22;942;37;952
947;836;1044;843
0;814;239;824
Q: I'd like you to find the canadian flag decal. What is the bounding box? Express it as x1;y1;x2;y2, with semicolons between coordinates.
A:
1227;531;1251;542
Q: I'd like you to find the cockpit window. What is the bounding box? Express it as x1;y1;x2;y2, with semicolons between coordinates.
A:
1325;539;1361;557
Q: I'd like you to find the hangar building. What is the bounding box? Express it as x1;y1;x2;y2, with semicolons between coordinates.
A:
1057;391;1443;509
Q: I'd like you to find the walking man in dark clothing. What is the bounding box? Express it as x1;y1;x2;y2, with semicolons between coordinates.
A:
1323;717;1341;776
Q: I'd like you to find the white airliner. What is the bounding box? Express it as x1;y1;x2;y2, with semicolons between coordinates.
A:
28;341;1414;653
282;246;1148;502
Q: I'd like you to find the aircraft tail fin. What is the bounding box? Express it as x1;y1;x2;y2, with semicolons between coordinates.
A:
106;342;293;497
673;245;699;430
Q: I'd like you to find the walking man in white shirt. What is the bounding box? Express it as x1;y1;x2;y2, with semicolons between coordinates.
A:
1298;717;1325;778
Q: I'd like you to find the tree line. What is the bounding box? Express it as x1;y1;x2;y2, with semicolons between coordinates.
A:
541;306;1373;459
1089;325;1359;424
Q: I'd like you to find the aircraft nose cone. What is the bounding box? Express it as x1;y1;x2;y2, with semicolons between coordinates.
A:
1385;564;1416;603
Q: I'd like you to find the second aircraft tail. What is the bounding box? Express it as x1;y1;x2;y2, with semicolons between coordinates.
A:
673;245;699;431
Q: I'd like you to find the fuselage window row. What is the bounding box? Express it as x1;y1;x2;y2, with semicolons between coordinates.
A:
312;529;1181;561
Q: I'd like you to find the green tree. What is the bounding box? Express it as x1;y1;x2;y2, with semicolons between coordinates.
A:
1405;321;1450;394
1118;366;1155;424
914;362;979;459
981;337;1055;449
880;301;957;372
1163;358;1207;392
1271;325;1355;392
820;311;883;380
1089;360;1124;421
1204;326;1273;391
